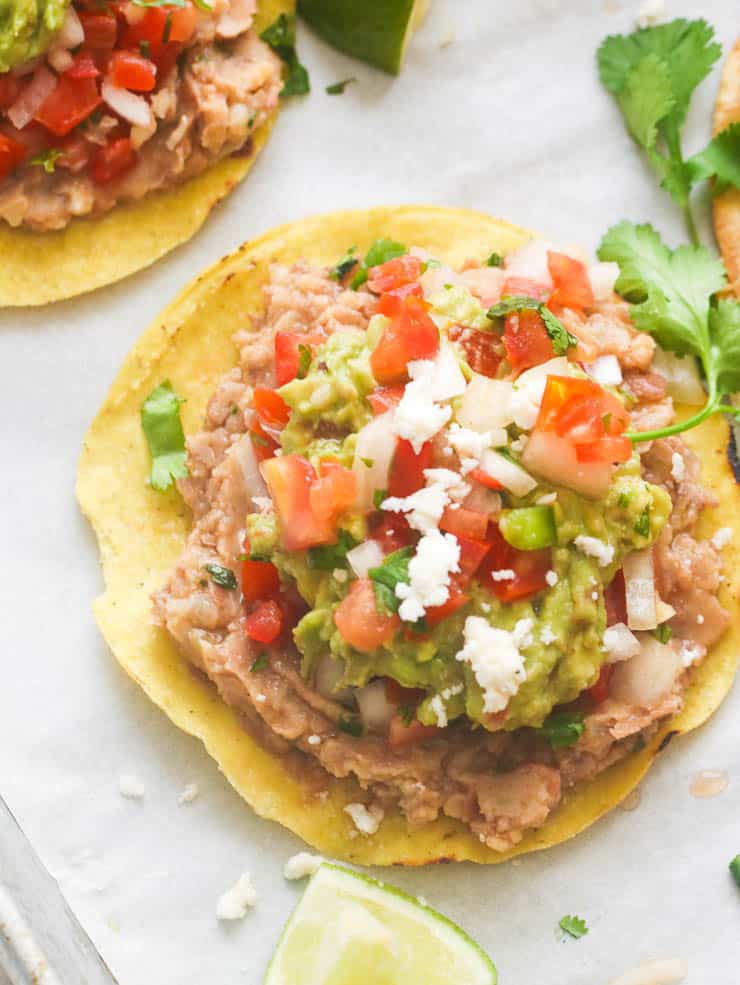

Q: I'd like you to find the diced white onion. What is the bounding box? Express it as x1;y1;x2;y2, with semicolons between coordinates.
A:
47;46;73;72
588;261;620;302
651;349;705;406
420;263;464;299
355;680;396;733
7;65;56;129
230;434;267;506
457;375;513;432
521;430;612;499
352;411;396;512
315;655;352;705
346;540;383;579
603;622;640;663
57;5;85;48
610;636;683;706
586;354;622;387
478;449;537;497
623;549;657;630
102;79;153;128
608;958;687;985
503;238;555;286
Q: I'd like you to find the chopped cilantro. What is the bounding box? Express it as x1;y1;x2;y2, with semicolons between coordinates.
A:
730;855;740;887
486;251;503;267
351;238;407;289
139;39;151;58
250;431;270;448
653;623;673;644
29;148;63;174
602;412;612;432
307;529;358;571
598;221;740;442
326;77;356;95
250;651;269;672
559;915;588;939
203;563;237;590
162;10;173;43
260;13;310;97
634;508;651;537
140;381;189;491
487;295;542;318
368;547;413;616
360;456;374;468
618;491;632;507
329;246;358;282
537;712;585;748
296;343;312;379
487;296;577;355
373;488;387;509
338;716;363;737
398;704;415;727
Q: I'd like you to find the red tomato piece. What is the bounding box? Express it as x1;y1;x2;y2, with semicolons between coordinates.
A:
501;276;550;301
120;5;195;75
109;50;157;92
0;132;27;181
334;578;400;652
35;77;102;138
90;137;136;184
469;467;504;491
249;422;278;462
241;555;281;604
371;294;438;384
273;331;322;387
308;460;356;528
387;438;433;498
425;589;470;628
586;663;613;704
503;308;555;372
65;51;100;79
261;454;336;551
455;534;492;581
448;324;502;379
384;679;426;706
388;716;440;748
605;569;627;626
253;386;290;431
575;435;633;464
547;251;594;311
245;599;283;644
439;505;488;541
367;384;405;415
479;526;551;602
367;255;423;295
370;513;413;553
0;74;22;110
78;11;118;48
535;375;632;464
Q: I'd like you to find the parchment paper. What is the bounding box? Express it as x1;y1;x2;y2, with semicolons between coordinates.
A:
0;1;737;982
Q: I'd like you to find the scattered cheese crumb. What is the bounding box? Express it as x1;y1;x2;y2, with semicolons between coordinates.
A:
591;590;599;601
574;535;615;567
429;695;448;728
333;568;348;583
710;527;731;551
490;568;515;581
679;640;703;667
536;492;557;506
670;452;685;482
177;783;199;805
118;774;145;800
446;423;491;462
540;625;557;645
455;616;529;714
545;569;558;587
392;351;465;452
283;853;324;880
382;469;468;534
307;734;321;746
480;602;491;613
255;694;266;703
344;802;384;836
395;529;461;622
696;613;704;625
216;873;257;920
636;0;665;29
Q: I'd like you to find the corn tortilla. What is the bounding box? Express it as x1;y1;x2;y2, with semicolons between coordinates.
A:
713;37;740;295
77;206;740;865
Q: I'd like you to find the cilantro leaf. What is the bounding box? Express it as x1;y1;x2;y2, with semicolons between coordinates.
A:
338;715;363;737
250;651;269;672
487;296;577;355
260;14;310;97
326;77;356;95
29;148;63;174
203;563;237;589
487;295;541;318
559;915;588;939
687;123;740;194
140;381;189;491
615;53;674;152
730;855;740;888
368;547;413;616
307;530;359;571
710;300;740;395
296;343;312;379
634;508;650;537
329;246;358;282
653;623;673;644
351;239;407;289
537;712;585;748
486;252;503;267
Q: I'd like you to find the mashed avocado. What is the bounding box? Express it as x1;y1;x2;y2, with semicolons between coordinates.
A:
0;0;69;72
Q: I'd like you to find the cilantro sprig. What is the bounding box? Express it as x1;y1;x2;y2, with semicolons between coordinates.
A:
598;221;740;443
487;296;578;356
368;547;413;616
140;381;189;491
537;712;585;749
559;914;588;939
597;20;740;244
260;13;310;97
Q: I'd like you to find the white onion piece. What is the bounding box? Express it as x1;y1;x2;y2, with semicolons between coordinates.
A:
588;261;620;301
586;354;622;387
57;5;85;48
463;482;502;516
346;540;383;579
48;46;73;72
230;434;267;506
353;411;396;512
457;375;513;432
478;449;537;497
458;265;506;306
315;655;352;705
410;344;466;402
522;431;612;499
608;958;687;985
610;636;683;706
7;65;56;129
623;549;657;630
102;80;153;128
503;238;555;286
603;622;640;664
355;680;396;733
650;348;705;406
420;263;464;298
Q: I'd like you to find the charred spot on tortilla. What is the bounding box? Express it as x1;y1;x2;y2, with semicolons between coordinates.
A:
727;425;740;483
658;730;679;753
79;206;740;866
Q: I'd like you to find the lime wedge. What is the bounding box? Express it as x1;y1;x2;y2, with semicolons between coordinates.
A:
264;864;496;985
297;0;430;75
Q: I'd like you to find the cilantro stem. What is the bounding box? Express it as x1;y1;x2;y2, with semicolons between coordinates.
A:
683;201;700;247
628;392;719;444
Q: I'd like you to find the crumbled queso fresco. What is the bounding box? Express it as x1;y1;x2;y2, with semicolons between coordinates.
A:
455;617;532;714
573;535;615;567
344;802;385;835
216;873;258;920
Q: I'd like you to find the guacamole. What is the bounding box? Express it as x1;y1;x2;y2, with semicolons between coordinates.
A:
0;0;69;72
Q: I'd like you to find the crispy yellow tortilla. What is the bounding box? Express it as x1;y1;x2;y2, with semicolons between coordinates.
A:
713;37;740;295
77;206;740;865
0;0;292;309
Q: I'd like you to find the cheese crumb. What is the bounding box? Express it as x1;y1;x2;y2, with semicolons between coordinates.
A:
574;535;615;567
395;529;460;622
177;783;199;805
216;873;257;920
392;351;465;453
540;625;557;645
446;423;491;462
455;616;529;714
283;852;324;880
119;774;145;800
333;568;348;583
429;695;448;728
670;451;685;482
489;568;515;582
545;569;558;587
382;469;468;534
711;527;731;551
679;640;703;667
307;734;321;746
344;802;384;835
696;613;704;625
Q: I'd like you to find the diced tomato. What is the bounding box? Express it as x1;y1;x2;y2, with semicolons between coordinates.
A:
575;435;633;464
0;132;27;181
448;324;502;379
78;11;118;49
547;251;594;311
425;589;470;628
586;663;613;704
503;308;555;372
371;294;438;384
249;422;278;462
605;569;627;626
370;512;413;553
261;454;336;551
535;375;632;464
367;384;405;415
308;459;356;529
501;276;550;301
65;51;100;79
388;715;440;748
469;467;504;491
367;255;423;296
90;137;136;184
241;538;281;604
274;331;323;387
120;4;196;75
0;74;22;111
479;525;551;602
388;438;433;498
35;77;102;138
253;386;290;433
455;534;492;581
384;679;426;706
334;578;400;652
245;599;283;644
109;50;157;92
439;505;488;541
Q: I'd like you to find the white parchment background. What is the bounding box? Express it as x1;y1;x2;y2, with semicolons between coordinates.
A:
0;1;738;982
